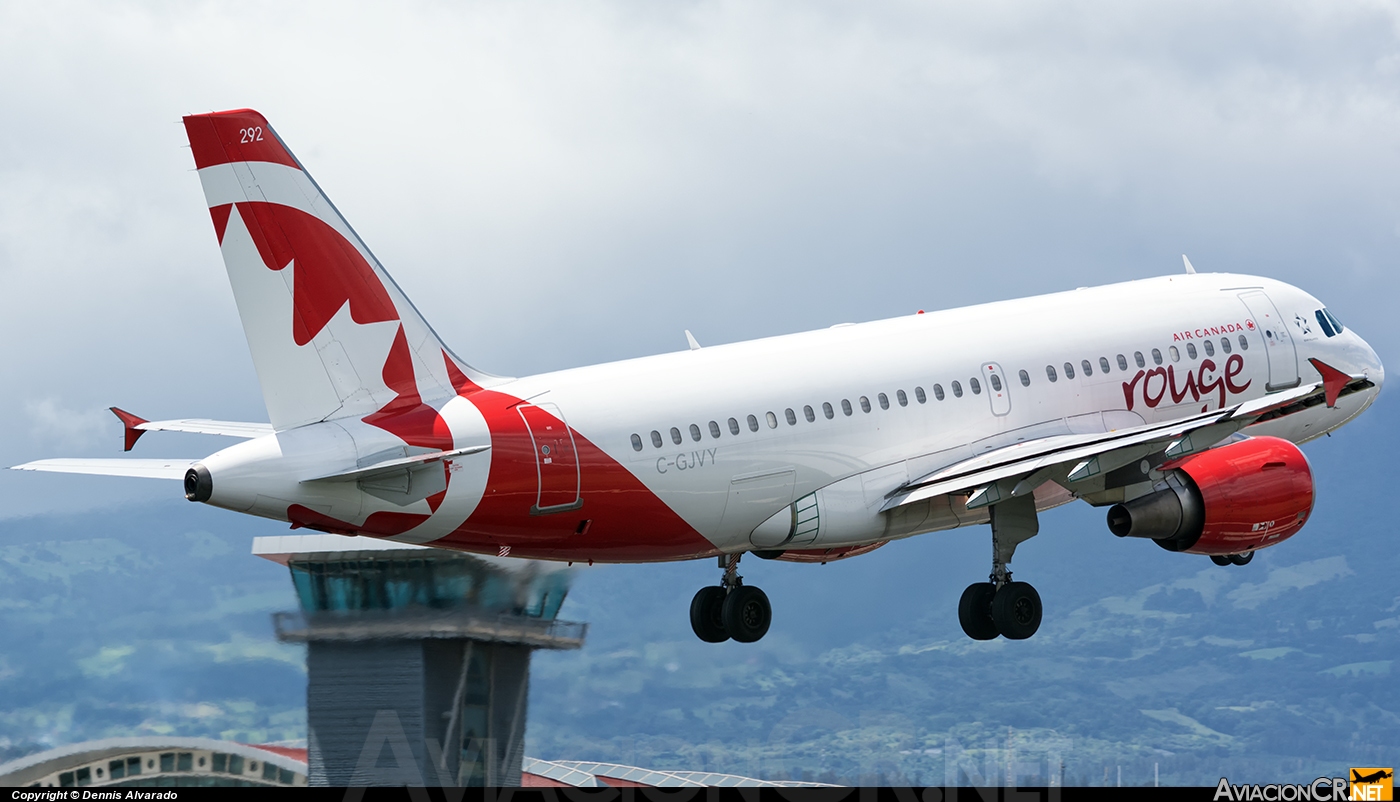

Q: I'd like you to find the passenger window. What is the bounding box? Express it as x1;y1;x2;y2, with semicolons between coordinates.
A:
1099;357;1110;373
1117;354;1128;371
1151;348;1163;365
878;392;889;410
859;396;871;413
916;386;928;403
969;377;981;394
1221;337;1231;354
990;374;1002;392
1046;365;1058;383
747;414;760;432
1203;339;1215;357
651;430;663;448
951;381;963;398
1238;334;1248;350
670;427;682;445
932;384;944;400
1081;359;1092;377
630;434;643;452
728;417;741;435
1134;351;1145;368
804;405;816;422
785;408;797;425
1186;343;1197;359
1169;346;1179;362
766;411;778;429
1019;369;1030;387
709;420;721;438
689;424;702;442
841;399;853;416
823;402;834;419
896;389;908;406
1063;362;1075;380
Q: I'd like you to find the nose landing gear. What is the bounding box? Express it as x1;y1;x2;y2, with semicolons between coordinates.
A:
958;495;1045;641
689;553;772;643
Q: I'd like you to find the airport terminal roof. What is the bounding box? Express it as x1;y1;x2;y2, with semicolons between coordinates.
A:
0;740;832;788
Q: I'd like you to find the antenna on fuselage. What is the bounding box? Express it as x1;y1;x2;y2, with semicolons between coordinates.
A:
1182;254;1197;274
685;330;702;350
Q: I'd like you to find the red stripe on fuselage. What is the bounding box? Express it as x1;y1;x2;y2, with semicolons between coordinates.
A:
438;355;719;563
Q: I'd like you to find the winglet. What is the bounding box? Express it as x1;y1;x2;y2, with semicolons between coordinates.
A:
109;407;149;452
1307;358;1352;408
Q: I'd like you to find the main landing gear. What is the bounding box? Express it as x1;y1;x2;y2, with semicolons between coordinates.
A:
1210;552;1254;567
958;495;1045;641
690;553;772;643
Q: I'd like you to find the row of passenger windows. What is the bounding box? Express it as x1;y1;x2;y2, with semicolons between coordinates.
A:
629;378;996;452
1041;336;1249;383
627;334;1256;452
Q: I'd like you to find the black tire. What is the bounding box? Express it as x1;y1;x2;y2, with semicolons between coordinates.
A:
1229;551;1254;566
722;585;772;643
689;586;729;643
1210;555;1232;567
992;581;1042;640
958;583;1001;641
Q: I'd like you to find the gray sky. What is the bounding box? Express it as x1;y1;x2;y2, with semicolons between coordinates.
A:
2;0;1397;517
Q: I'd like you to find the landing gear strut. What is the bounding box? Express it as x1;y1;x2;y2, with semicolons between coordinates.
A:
690;552;772;644
958;495;1044;641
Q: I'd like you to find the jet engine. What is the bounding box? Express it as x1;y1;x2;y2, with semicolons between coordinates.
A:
1105;436;1314;555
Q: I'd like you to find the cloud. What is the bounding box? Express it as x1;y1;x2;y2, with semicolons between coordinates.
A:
23;399;112;450
1;1;1397;516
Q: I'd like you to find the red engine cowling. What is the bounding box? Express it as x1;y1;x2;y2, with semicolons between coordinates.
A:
1105;436;1314;555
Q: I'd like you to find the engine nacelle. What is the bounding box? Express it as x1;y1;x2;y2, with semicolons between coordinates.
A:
1105;436;1314;555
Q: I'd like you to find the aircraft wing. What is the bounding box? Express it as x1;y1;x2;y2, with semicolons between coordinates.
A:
9;458;198;480
881;375;1363;513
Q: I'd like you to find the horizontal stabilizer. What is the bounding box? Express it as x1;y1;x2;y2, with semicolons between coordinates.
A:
302;445;490;483
111;407;272;451
9;458;197;480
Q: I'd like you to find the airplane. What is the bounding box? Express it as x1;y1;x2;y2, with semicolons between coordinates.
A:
1353;770;1393;784
12;109;1384;645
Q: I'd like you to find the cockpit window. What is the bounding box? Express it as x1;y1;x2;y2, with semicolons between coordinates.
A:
1315;309;1336;338
1324;308;1343;335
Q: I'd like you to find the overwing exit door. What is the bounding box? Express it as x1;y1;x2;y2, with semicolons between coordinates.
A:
1238;291;1300;391
980;362;1011;416
516;403;583;514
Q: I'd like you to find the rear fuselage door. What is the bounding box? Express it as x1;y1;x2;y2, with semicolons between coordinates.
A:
516;403;583;514
1238;291;1300;391
981;362;1011;416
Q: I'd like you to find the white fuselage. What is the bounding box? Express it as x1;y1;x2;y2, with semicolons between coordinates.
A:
198;271;1381;562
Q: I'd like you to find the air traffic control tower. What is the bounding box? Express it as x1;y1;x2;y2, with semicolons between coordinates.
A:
253;535;585;787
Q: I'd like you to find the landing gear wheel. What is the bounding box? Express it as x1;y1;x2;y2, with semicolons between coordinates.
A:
1229;551;1254;566
1210;555;1233;567
689;586;729;643
992;581;1042;640
722;585;772;643
958;583;1001;640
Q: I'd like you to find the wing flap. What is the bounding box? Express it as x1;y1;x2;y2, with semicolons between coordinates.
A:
882;381;1327;512
10;458;197;480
